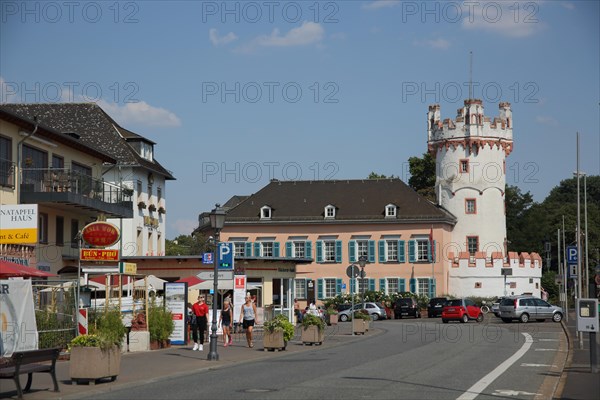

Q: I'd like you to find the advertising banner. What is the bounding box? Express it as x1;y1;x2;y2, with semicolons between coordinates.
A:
233;275;246;324
0;279;38;357
80;249;120;261
165;282;187;345
0;204;38;244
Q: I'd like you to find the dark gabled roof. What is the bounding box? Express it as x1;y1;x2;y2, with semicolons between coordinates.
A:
222;195;250;210
224;179;456;224
1;103;174;180
0;106;116;163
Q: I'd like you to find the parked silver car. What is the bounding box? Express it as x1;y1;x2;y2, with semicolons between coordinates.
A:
338;302;387;321
499;296;563;323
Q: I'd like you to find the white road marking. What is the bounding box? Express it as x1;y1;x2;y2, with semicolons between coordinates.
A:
538;339;559;342
492;389;537;396
456;333;533;400
520;363;555;367
534;348;555;351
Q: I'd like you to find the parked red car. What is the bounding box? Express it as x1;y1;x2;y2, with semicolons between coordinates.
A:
441;298;483;323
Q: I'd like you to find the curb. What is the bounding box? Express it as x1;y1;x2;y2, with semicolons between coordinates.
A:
551;319;573;400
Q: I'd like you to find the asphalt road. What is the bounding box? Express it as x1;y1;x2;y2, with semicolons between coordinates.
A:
82;317;565;400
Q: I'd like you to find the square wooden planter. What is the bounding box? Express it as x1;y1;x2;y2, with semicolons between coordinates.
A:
301;325;325;345
69;346;121;384
327;314;338;325
352;319;367;335
263;331;286;351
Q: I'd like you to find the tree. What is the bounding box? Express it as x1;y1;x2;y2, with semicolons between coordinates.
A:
505;185;536;252
407;153;436;202
367;172;397;179
165;234;210;256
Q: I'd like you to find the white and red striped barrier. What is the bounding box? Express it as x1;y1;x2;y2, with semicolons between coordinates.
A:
78;308;88;335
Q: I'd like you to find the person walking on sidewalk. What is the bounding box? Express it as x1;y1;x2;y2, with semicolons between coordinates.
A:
219;298;233;347
192;295;209;351
240;294;258;348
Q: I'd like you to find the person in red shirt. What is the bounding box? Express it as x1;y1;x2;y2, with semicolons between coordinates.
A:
192;295;209;351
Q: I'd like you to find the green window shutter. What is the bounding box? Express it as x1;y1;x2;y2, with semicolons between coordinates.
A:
254;242;261;257
433;240;437;262
273;242;280;258
368;240;376;263
316;241;323;263
379;278;386;291
245;242;252;257
427;240;432;263
399;240;406;263
369;279;376;291
336;278;343;295
348;240;356;263
378;240;386;262
285;241;292;257
335;240;342;263
399;278;406;292
408;240;416;263
429;278;436;298
317;279;324;300
350;278;356;293
409;278;416;293
306;241;313;260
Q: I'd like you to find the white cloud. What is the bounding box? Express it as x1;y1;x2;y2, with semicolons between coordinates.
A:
362;1;400;10
236;21;324;53
414;38;451;50
209;28;238;47
462;2;543;38
535;115;558;127
171;219;198;236
98;100;182;128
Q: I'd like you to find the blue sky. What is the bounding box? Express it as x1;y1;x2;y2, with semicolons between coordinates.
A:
2;0;599;239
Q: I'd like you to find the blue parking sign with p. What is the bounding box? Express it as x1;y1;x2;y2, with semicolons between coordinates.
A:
567;246;578;264
218;242;234;270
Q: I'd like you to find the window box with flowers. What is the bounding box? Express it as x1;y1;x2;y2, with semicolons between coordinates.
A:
137;201;147;209
158;206;166;215
148;204;157;212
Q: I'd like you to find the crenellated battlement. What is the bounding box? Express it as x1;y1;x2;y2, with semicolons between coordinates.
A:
427;100;513;153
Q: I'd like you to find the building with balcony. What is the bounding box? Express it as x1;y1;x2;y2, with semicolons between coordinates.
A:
0;106;132;274
1;103;175;258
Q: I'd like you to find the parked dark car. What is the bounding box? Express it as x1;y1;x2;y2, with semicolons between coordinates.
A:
427;297;450;318
394;297;421;319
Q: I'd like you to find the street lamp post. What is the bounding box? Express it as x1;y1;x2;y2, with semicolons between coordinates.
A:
358;256;367;307
207;204;226;361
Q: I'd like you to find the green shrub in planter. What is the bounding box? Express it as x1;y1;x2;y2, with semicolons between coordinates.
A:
354;309;371;321
301;313;326;332
148;299;174;342
264;314;294;342
71;308;126;350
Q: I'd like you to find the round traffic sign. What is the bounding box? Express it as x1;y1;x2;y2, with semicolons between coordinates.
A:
346;264;360;278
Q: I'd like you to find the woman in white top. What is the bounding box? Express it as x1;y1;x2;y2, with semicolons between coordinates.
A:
239;294;258;348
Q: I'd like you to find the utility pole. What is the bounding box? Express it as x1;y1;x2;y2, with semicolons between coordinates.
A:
576;132;583;349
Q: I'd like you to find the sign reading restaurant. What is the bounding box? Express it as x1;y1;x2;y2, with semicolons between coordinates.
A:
80;249;120;262
0;205;38;244
80;221;121;262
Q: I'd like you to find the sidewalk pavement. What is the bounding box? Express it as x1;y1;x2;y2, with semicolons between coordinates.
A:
1;323;364;400
556;311;600;400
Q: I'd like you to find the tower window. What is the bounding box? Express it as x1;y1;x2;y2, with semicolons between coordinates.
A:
467;236;479;256
460;159;469;173
465;199;477;214
385;204;397;218
324;205;336;219
260;206;271;220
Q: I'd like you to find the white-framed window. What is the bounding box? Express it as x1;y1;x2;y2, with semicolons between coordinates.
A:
417;278;429;296
293;241;306;258
324;205;336;219
386;240;398;261
260;206;271;220
294;279;307;299
467;236;479;256
358;278;369;294
385;204;397;218
387;278;399;293
261;241;274;257
323;241;336;262
357;240;369;259
416;238;429;262
323;278;337;298
234;242;246;257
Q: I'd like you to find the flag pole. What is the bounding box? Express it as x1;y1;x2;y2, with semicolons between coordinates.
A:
430;225;435;297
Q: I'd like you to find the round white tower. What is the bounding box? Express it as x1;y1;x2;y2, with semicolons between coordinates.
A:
428;99;513;258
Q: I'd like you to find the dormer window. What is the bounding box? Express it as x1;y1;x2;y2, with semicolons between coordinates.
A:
129;139;154;162
324;205;336;219
260;206;272;220
385;204;397;218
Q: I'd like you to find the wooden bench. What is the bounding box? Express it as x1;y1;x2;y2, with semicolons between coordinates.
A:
0;348;60;399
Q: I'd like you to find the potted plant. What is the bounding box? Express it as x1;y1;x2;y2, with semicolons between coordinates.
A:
148;299;174;349
263;314;294;351
352;309;370;335
137;201;147;209
300;313;326;345
325;306;338;325
69;308;126;383
148;204;157;212
158;206;166;214
122;187;134;198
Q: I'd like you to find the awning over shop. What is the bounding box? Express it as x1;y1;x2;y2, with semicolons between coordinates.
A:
0;260;56;278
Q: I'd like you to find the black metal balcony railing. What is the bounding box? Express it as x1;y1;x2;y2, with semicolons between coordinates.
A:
20;168;132;204
0;158;15;188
